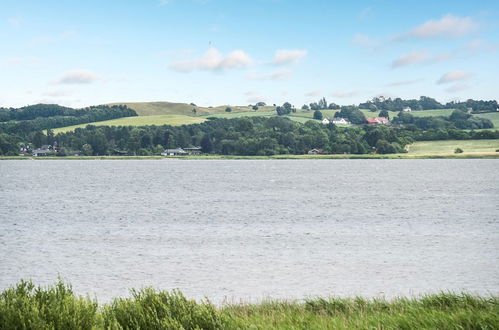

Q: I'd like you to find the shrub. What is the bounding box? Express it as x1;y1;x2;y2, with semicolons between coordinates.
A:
454;148;463;153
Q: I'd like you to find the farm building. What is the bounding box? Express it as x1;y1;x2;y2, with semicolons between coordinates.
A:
321;118;331;124
403;106;412;112
332;118;350;125
366;117;390;125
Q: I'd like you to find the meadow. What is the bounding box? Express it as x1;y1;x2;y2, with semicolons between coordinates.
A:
52;115;206;134
1;280;497;329
407;139;499;155
55;100;499;133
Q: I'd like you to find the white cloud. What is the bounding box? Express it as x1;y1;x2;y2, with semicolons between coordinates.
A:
437;70;472;84
272;49;307;65
445;83;469;93
56;70;102;84
246;69;291;81
391;50;452;68
397;14;478;40
391;50;428;68
170;48;253;72
4;56;41;66
386;79;423;87
305;90;322;97
461;39;499;53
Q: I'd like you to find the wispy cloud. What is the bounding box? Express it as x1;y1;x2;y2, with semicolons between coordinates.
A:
352;33;382;50
391;50;451;68
245;91;268;103
272;49;307;65
7;17;21;27
386;79;423;87
56;70;102;84
4;56;41;66
246;69;291;81
332;91;358;98
305;90;322;97
43;90;72;97
170;48;253;72
445;83;469;93
461;39;499;53
437;70;472;84
31;31;76;45
396;14;478;40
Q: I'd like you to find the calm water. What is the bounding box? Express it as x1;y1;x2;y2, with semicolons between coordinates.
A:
0;159;498;303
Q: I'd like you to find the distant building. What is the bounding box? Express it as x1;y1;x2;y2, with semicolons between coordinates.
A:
402;106;412;112
307;148;324;154
466;107;473;114
366;117;390;125
332;118;350;125
161;148;188;156
184;146;202;155
32;148;55;157
321;118;331;125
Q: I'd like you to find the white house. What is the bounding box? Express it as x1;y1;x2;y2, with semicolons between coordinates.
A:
321;118;331;125
161;148;188;156
332;118;350;125
402;106;412;112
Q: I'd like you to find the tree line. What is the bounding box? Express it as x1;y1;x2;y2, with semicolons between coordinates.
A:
1;116;498;156
0;105;137;135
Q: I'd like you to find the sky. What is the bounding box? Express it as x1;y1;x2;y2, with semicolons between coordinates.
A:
1;0;498;108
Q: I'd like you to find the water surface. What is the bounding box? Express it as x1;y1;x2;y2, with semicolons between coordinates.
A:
0;159;498;303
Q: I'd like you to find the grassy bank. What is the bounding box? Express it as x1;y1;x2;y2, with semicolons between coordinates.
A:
1;280;497;329
2;152;499;160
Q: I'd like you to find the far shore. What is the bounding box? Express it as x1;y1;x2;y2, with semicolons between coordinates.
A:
2;152;499;160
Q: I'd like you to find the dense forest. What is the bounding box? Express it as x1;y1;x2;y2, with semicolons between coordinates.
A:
0;104;137;134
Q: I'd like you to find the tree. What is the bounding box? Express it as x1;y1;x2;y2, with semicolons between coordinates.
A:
225;107;232;112
379;110;389;119
201;134;213;153
252;105;258;111
301;104;310;110
318;97;328;109
313;110;323;120
256;102;266;106
192;108;197;115
82;143;93;156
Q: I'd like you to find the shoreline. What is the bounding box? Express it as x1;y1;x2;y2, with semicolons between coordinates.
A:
1;152;499;160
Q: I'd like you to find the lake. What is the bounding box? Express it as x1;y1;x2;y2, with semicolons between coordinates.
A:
0;159;498;303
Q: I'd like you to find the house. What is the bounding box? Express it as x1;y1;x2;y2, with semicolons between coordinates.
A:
332;118;350;125
366;117;390;125
184;146;202;155
161;148;188;156
308;148;324;154
402;106;412;112
321;118;331;125
466;107;473;114
32;148;55;156
376;117;390;124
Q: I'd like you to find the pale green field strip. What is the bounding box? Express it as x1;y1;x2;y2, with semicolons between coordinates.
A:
53;115;206;133
407;139;499;154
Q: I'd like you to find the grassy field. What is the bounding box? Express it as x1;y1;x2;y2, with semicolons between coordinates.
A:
1;280;498;329
408;139;499;155
53;115;206;133
52;101;499;134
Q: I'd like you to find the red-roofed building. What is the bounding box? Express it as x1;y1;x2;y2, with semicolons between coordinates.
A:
366;118;378;124
366;117;390;125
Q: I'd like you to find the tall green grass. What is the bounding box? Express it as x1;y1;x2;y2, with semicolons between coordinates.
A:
1;280;498;329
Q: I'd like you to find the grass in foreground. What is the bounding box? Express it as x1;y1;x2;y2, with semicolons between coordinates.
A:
1;280;498;329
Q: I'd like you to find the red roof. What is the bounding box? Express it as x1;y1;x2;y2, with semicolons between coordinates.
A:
366;118;378;124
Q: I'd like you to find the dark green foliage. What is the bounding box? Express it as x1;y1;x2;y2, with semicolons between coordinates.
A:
313;110;323;120
334;106;366;124
455;148;464;153
0;105;137;133
378;109;389;119
224;107;232;112
0;280;98;330
276;102;294;116
201;134;213;153
102;288;232;330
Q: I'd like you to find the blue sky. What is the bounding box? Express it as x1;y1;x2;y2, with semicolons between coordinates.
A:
1;0;498;108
